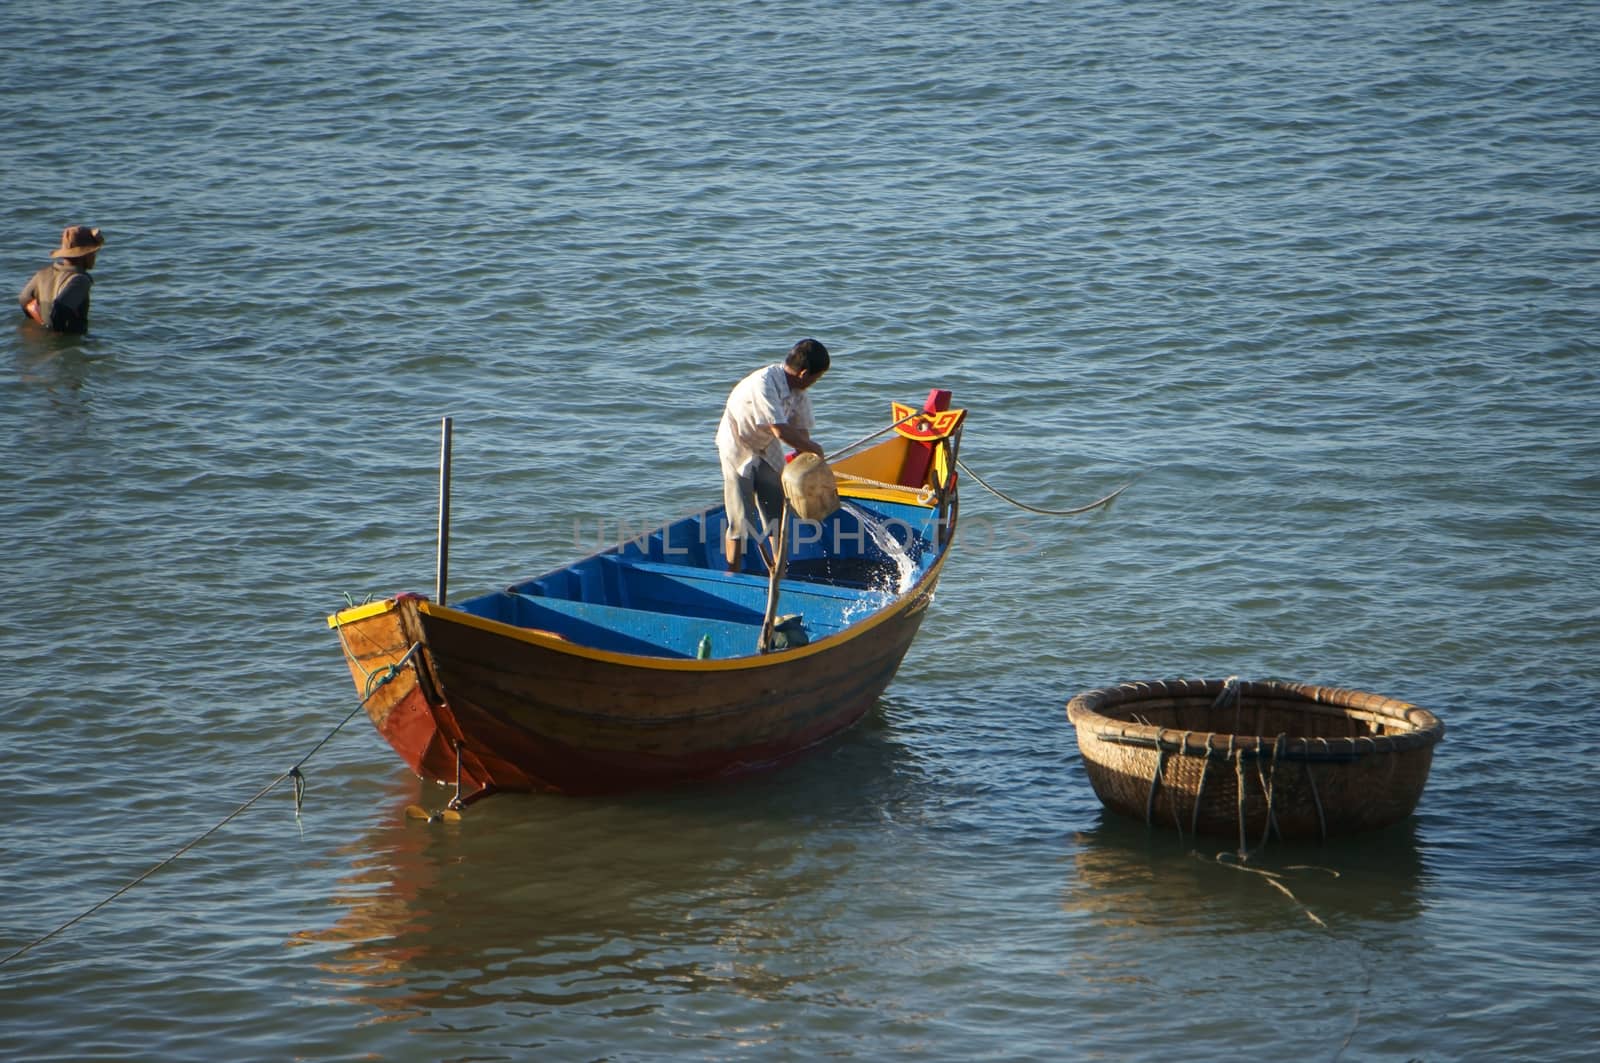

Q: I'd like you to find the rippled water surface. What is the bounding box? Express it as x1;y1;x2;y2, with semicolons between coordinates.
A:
4;1;1598;1059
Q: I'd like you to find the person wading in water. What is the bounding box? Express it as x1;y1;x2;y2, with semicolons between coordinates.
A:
19;225;105;335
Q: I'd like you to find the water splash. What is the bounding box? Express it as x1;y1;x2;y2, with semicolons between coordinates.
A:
840;501;916;597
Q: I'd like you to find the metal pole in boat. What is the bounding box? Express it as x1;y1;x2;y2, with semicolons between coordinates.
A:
436;416;453;606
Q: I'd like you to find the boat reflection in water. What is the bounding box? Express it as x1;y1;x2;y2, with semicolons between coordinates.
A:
287;707;929;1023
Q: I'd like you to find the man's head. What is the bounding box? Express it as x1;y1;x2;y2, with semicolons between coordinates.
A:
785;337;830;389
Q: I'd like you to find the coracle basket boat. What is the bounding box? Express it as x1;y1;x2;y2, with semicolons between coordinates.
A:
1066;678;1445;844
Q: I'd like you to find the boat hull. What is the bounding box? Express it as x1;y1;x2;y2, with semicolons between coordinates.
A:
332;570;941;797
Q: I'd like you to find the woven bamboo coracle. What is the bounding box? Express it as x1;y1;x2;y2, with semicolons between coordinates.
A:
1067;678;1445;842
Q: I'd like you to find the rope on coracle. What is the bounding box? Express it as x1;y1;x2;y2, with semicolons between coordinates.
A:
1144;747;1169;827
955;458;1133;517
0;642;423;970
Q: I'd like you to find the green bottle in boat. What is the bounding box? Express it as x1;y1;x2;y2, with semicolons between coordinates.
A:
696;634;712;659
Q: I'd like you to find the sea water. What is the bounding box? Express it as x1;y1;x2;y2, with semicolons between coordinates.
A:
3;1;1598;1060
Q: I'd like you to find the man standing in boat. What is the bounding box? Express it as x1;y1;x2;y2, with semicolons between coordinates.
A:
716;338;830;573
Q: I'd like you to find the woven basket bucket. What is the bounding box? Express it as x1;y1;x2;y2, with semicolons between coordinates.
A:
1066;678;1445;840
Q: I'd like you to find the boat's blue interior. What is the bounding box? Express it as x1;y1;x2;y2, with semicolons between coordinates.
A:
452;498;941;659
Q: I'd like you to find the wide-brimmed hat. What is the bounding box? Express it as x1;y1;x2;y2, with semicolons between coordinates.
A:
50;225;105;259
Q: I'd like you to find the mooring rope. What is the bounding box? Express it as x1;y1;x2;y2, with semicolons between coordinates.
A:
332;606;380;690
1203;850;1371;1060
0;642;423;969
955;459;1132;517
827;406;1135;519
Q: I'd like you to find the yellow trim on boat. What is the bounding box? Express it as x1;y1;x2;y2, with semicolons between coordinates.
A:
409;545;951;673
326;598;398;627
323;473;955;666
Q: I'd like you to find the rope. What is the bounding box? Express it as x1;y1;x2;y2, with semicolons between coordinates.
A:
827;408;926;462
1308;739;1329;841
833;471;936;503
1170;732;1193;838
1255;734;1285;852
1144;747;1169;826
1212;676;1241;711
1233;737;1248;859
0;642;422;969
1211;858;1331;931
333;609;377;688
954;458;1132;517
1191;733;1214;837
291;633;422;800
830;407;1134;519
1204;850;1362;1057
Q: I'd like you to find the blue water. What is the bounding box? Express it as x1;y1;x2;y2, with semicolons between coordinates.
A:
4;1;1598;1059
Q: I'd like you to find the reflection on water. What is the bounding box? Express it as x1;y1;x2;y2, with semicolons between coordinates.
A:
1057;814;1438;1058
11;331;95;423
295;806;832;1020
292;706;927;1024
1063;812;1429;931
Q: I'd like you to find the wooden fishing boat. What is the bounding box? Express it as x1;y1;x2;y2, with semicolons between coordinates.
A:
327;390;967;803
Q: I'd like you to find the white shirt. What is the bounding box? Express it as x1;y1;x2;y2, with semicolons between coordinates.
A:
715;363;814;474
